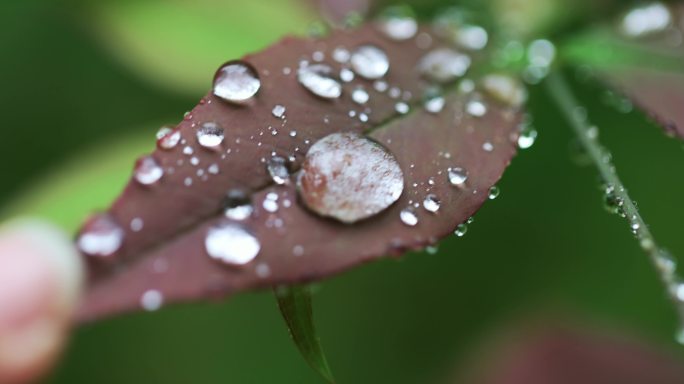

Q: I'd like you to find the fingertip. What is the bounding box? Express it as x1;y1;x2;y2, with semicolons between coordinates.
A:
0;219;83;384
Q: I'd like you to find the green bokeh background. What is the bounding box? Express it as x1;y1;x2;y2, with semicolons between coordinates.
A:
1;0;683;383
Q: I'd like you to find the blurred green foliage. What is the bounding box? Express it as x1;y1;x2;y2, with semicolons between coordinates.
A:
1;0;684;383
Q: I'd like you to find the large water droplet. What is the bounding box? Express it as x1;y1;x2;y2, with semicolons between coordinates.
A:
205;223;260;265
297;132;404;223
197;122;224;148
518;125;538;149
298;64;342;99
448;167;468;187
350;45;390;79
267;156;290;185
134;156;164;185
621;3;672;37
423;194;441;213
77;214;124;258
419;48;471;82
213;61;261;103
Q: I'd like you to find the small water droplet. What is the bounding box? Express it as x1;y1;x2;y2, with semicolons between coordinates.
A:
482;74;527;108
374;80;389;92
424;94;445;113
466;99;487;117
340;68;355;82
134;156;164;185
350;45;390;79
157;128;181;150
213;61;261;103
262;192;279;213
293;245;305;256
197;122;224;148
423;194;441;213
377;8;418;40
454;223;468;237
297;132;404;223
352;87;370;104
400;208;419;226
332;47;351;63
205;223;260;265
527;39;556;67
395;102;410;114
272;104;286;118
419;48;471;82
267;156;290;185
208;163;220;174
482;142;494;152
77;214;124;257
140;289;164;312
518;126;538;149
298;64;342;99
455;25;488;50
448;167;468;187
130;217;144;232
223;190;253;221
488;186;500;200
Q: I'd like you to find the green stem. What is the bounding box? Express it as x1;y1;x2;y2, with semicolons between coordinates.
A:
546;71;684;338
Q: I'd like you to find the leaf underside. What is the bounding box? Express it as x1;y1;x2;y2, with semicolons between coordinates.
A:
275;285;335;383
76;24;523;323
565;4;684;138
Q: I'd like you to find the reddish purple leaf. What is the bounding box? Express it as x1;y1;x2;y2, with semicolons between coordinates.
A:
585;4;684;138
463;326;684;384
75;24;523;323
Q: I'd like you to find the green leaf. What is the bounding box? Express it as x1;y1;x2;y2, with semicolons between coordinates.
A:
86;0;316;95
275;285;335;383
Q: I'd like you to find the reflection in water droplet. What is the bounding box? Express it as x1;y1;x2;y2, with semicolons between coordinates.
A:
205;223;260;265
423;194;441;213
140;290;164;312
77;214;124;257
419;48;471;82
298;64;342;99
352;87;370;104
448;167;468;187
297;132;404;223
488;186;500;200
518;126;538;149
197;122;225;148
350;45;390;79
267;156;290;185
213;61;261;103
400;208;418;226
134;156;164;185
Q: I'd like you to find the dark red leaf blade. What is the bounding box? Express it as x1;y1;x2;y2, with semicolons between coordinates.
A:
563;4;684;138
76;24;523;322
